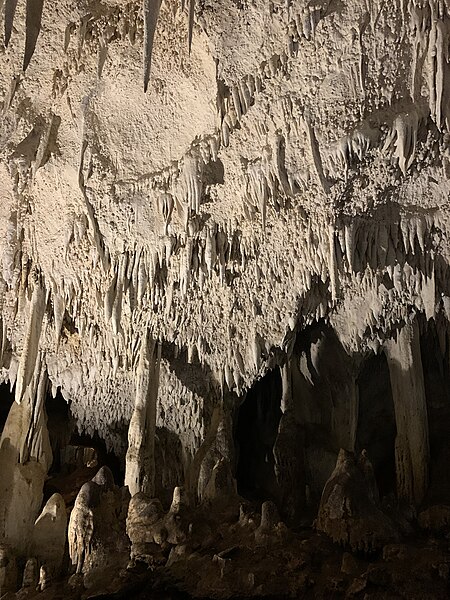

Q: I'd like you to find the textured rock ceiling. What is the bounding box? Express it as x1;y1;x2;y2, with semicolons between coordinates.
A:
0;0;449;456
2;1;450;597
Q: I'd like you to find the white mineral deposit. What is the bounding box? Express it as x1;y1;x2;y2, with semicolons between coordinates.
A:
0;1;450;598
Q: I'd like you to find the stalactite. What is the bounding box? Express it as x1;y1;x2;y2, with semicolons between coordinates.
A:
15;281;46;405
143;0;162;93
23;0;44;72
280;362;292;413
188;0;195;53
1;2;450;591
4;0;18;48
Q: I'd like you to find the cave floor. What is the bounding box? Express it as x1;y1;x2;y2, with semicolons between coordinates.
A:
16;501;450;600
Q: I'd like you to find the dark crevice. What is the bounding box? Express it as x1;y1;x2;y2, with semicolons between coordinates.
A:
356;352;397;498
45;388;73;473
44;388;124;508
235;367;282;502
420;317;450;505
0;381;14;436
69;430;124;484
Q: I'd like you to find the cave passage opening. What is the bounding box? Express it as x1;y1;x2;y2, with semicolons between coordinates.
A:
44;388;124;506
356;352;397;498
46;388;72;474
235;367;283;501
420;318;450;503
0;381;14;437
69;429;124;485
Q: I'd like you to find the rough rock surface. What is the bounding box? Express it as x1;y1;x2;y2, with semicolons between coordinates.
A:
316;449;399;552
1;0;450;598
2;0;450;459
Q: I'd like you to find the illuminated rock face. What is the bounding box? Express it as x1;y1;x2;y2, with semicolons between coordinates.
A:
1;0;450;596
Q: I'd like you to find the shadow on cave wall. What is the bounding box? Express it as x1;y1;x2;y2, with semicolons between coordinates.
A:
155;427;185;508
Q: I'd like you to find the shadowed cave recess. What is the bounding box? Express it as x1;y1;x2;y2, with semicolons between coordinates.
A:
2;0;450;598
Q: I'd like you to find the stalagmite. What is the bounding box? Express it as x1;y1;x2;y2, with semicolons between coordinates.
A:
197;410;235;502
68;481;99;574
316;450;399;552
126;494;164;562
22;558;39;588
255;501;284;543
0;545;17;597
32;493;67;576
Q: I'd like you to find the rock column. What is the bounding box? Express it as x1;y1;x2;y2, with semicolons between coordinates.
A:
0;356;52;556
125;333;161;497
385;321;429;505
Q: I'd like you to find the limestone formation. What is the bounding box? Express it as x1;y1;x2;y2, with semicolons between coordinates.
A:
418;504;450;532
0;0;450;596
68;481;99;574
0;360;52;556
32;493;67;576
38;565;50;591
197;410;236;503
273;409;305;521
126;484;193;564
316;449;399;552
201;458;236;504
68;466;129;576
126;493;165;561
22;558;38;589
125;335;161;498
165;486;190;546
385;321;430;505
254;500;284;544
0;544;17;597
